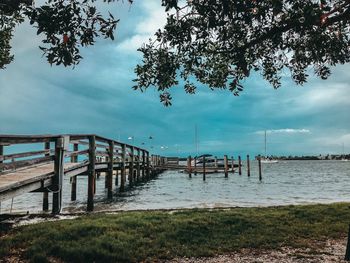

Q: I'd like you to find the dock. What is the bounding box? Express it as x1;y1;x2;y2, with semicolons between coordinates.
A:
0;134;261;214
0;134;166;214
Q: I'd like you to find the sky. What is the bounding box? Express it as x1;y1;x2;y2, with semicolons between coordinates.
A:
0;0;350;157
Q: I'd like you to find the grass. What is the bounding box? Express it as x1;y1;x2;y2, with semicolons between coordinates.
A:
0;203;350;262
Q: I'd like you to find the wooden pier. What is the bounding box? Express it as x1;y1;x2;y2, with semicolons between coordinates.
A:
0;134;166;214
0;135;263;215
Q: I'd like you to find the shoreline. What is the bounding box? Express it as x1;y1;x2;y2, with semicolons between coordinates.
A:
1;203;350;262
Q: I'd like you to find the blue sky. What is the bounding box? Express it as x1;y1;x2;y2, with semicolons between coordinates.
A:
0;0;350;157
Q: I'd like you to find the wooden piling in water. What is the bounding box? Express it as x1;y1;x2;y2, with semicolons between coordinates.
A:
0;145;3;173
43;142;50;211
231;156;234;173
224;155;228;177
146;151;150;179
114;168;119;186
142;150;146;179
129;146;134;185
203;156;206;181
247;154;250;177
52;136;65;214
194;157;197;175
87;136;96;212
238;155;242;175
258;155;262;181
187;156;192;178
137;149;141;181
120;144;126;192
70;143;78;202
107;141;114;199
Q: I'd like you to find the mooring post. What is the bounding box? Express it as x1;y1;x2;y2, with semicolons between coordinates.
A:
231;156;234;173
120;144;126;192
146;151;150;179
194;157;197;175
137;149;141;181
247;154;250;177
43;142;50;211
87;135;96;212
0;145;3;173
203;156;206;181
187;156;192;178
129;146;134;185
70;143;78;201
107;141;114;199
52;136;66;214
258;155;262;181
224;155;228;178
238;155;242;175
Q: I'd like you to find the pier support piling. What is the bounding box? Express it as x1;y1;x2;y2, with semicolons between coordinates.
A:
43;142;50;211
231;156;234;173
120;144;126;192
52;136;66;214
187;156;192;178
107;141;114;199
87;136;96;212
238;155;242;175
203;156;206;181
247;154;250;177
258;155;262;181
224;155;228;178
70;143;78;201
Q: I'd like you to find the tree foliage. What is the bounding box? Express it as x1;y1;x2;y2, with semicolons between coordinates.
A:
0;0;132;68
133;0;350;106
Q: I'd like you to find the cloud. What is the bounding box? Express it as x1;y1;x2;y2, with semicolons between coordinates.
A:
115;0;168;53
255;129;311;135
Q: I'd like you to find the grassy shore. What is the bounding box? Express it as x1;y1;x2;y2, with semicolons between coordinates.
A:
1;203;350;262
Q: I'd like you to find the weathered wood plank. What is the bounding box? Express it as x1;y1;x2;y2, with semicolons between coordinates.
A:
0;149;51;162
0;155;54;170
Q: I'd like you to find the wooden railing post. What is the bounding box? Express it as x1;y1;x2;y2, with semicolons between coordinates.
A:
107;141;114;199
224;155;228;178
142;150;146;179
120;144;126;192
247;154;251;177
137;149;141;181
87;135;96;212
70;143;78;201
129;146;134;185
52;136;66;214
187;156;192;178
146;151;150;179
214;156;218;170
238;155;242;175
43;142;50;211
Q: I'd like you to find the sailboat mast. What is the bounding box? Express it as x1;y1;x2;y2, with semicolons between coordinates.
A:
264;130;267;158
195;124;198;156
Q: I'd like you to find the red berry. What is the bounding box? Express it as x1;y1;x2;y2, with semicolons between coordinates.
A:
63;34;69;43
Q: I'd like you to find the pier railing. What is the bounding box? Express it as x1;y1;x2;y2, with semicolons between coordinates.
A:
0;134;167;214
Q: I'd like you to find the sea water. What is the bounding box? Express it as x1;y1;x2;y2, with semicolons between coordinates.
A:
1;160;350;214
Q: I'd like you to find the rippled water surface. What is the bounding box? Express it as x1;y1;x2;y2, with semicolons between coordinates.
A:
1;160;350;213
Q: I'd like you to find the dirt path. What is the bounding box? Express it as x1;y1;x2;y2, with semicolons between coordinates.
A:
167;239;348;263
